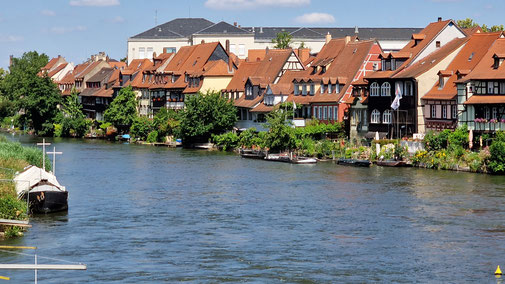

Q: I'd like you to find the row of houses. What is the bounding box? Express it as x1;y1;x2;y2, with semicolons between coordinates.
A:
40;17;505;140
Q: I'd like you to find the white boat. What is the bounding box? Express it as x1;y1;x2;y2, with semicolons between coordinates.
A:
14;165;68;214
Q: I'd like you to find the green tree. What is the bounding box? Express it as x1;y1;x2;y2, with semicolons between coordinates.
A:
153;108;180;139
457;18;479;29
56;90;89;137
482;24;505;32
272;32;292;49
130;116;154;140
178;91;237;144
17;75;62;135
263;108;296;152
2;51;49;102
104;86;138;132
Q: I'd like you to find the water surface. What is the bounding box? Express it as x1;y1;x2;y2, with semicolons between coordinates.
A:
1;135;505;283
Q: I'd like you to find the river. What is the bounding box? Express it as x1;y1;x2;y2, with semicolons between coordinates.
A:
1;135;505;283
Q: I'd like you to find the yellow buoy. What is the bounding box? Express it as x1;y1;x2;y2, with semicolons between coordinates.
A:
496;265;502;275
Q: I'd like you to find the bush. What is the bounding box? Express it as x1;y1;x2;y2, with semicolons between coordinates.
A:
213;132;239;151
146;130;158;143
448;125;468;153
0;195;27;220
424;130;450;151
488;141;505;174
130;116;154;141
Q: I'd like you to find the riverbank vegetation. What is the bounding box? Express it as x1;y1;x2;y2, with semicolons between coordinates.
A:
0;136;46;238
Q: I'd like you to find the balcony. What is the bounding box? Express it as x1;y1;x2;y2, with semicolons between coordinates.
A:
166;101;185;109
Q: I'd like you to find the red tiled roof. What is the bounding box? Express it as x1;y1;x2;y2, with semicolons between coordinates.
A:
42;57;61;71
412;34;426;40
234;94;263;108
202;60;233;76
454;36;505;81
464;95;505;104
223;61;261;92
393;37;468;79
423;32;501;101
250;103;274;113
47;63;68;78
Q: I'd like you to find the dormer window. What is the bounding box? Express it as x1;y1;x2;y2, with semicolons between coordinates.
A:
302;84;307;95
294;83;299;95
311;67;317;75
493;54;505;69
328;84;332;94
310;83;315;95
321;66;326;74
320;84;325;94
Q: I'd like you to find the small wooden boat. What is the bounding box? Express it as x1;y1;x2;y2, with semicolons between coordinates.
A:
239;149;266;159
14;165;68;214
336;158;371;167
376;160;409;167
291;157;317;164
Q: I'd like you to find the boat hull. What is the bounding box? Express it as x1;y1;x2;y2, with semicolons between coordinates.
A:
28;191;68;214
336;158;371;167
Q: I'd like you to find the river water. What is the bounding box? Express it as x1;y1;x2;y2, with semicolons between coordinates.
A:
1;135;505;283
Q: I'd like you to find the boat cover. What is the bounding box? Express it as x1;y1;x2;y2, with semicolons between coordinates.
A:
14;166;65;196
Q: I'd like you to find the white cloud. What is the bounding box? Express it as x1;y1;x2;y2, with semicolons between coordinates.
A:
0;35;23;43
295;13;335;24
69;0;119;7
41;9;56;16
204;0;309;10
110;16;124;23
50;25;87;34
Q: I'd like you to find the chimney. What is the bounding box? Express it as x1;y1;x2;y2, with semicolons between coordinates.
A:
438;17;442;22
228;57;234;73
201;39;205;44
234;22;237;27
354;26;359;35
153;52;157;58
259;27;263;33
265;46;269;55
238;24;241;28
252;27;255;32
325;32;332;44
297;48;309;63
225;40;230;52
345;36;351;44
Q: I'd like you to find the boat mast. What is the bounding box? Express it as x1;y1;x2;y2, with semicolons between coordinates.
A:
47;147;62;175
36;139;51;171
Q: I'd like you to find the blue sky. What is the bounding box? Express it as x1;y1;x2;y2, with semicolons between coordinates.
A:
1;0;504;69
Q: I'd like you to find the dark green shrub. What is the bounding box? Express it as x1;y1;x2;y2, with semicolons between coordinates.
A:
213;132;239;151
146;131;158;143
488;141;505;174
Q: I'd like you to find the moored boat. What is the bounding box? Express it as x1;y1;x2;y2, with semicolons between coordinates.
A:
336;158;371;167
239;149;267;159
375;160;410;167
14;165;68;214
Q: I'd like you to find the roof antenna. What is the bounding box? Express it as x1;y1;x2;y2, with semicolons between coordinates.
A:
155;9;157;26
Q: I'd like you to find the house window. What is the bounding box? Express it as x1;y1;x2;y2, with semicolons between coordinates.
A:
405;81;413;96
313;106;318;119
442;105;447;119
294;83;299;95
500;82;505;94
139;47;145;59
334;106;338;121
246;86;252;96
320;84;325;94
383;110;392;124
493;107;498;119
164;47;176;53
328;106;333;120
485;107;490;119
323;106;327;120
310;84;315;95
371;109;380;124
328;84;332;93
238;44;245;56
147;47;154;59
370;82;380;96
431;105;437;118
318;106;322;119
334;84;339;93
436;41;441;48
381;82;391;96
487;81;499;94
439;76;444;89
302;84;307;95
452;105;457;119
230;44;236;54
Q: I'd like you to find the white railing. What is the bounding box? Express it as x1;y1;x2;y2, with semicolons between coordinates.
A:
166;102;185;109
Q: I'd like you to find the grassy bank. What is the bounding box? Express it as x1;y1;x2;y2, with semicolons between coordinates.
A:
0;136;49;238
